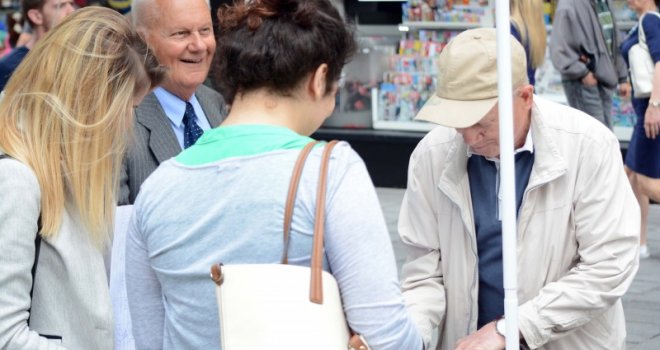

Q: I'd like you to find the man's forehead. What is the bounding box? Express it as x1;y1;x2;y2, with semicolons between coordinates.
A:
45;0;73;6
150;0;210;23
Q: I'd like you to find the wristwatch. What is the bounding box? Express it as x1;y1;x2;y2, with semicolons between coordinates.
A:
495;317;506;338
650;100;660;108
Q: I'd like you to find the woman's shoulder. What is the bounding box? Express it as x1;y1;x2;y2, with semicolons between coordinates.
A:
311;140;363;168
299;141;368;193
642;11;660;30
0;156;39;194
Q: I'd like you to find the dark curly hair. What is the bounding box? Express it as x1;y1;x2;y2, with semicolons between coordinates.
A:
214;0;357;104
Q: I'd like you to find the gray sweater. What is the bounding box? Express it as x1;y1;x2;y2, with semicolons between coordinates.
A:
125;142;423;350
550;0;628;88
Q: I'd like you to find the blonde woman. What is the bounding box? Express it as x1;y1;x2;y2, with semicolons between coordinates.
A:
0;6;164;349
510;0;547;86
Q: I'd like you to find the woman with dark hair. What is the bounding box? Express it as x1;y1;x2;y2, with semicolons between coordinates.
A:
620;0;660;259
124;0;423;349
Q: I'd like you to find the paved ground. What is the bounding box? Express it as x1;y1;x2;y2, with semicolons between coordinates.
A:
375;187;660;349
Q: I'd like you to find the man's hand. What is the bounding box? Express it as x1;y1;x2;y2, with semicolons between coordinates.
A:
618;82;631;97
581;72;598;86
454;321;505;350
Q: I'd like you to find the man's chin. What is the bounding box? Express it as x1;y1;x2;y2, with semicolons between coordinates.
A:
161;80;205;99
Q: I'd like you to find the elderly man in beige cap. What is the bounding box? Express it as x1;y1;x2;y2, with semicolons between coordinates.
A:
398;28;640;350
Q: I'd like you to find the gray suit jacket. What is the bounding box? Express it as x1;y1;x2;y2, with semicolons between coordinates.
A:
119;85;226;205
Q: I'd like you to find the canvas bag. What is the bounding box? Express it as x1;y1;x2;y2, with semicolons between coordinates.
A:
629;11;660;98
209;140;369;350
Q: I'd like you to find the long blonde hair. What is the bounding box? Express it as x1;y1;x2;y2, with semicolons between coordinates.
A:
0;7;165;247
511;0;547;69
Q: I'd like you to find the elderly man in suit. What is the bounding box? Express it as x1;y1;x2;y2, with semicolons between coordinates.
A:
119;0;226;205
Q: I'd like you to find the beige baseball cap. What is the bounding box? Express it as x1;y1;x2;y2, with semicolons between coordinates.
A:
415;28;528;128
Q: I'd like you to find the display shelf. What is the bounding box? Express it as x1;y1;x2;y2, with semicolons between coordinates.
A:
373;119;435;132
369;0;495;132
371;87;435;132
399;21;484;31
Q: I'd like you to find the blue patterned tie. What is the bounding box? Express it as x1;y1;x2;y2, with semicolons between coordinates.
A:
182;102;204;149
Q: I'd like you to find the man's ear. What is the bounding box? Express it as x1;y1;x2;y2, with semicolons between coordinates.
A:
518;84;534;108
27;9;43;27
307;63;329;100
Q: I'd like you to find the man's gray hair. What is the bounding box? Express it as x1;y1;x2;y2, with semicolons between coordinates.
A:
130;0;154;29
131;0;211;29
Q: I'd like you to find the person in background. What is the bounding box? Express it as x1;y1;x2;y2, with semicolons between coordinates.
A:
550;0;631;128
399;28;639;350
125;0;423;349
118;0;226;205
0;7;164;348
510;0;547;86
0;21;9;57
0;0;76;91
620;0;660;259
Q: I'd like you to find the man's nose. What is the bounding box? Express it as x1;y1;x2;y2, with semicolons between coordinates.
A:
188;33;207;51
458;128;480;145
64;3;75;15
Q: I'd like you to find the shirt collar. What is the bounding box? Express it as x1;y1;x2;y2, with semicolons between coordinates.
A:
153;87;200;127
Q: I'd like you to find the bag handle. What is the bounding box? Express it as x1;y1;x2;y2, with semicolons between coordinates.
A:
638;13;648;47
309;140;339;304
638;11;660;48
305;140;369;350
280;139;340;303
281;140;320;265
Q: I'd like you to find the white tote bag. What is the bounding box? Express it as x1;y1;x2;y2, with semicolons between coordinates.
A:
210;140;368;350
629;11;660;98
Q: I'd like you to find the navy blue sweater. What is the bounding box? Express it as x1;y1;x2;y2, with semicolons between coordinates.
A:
468;151;534;328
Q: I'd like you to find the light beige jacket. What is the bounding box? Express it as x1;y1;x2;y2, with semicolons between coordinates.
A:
399;96;640;350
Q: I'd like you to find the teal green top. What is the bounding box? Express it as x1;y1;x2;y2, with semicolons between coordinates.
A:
175;124;315;166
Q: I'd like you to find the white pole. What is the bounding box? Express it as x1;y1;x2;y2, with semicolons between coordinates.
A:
494;0;520;349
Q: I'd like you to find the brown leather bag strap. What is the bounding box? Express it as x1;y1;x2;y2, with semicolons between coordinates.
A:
306;141;370;349
309;140;339;304
281;141;320;264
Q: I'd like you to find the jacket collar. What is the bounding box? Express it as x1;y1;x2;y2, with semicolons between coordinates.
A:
526;97;568;189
